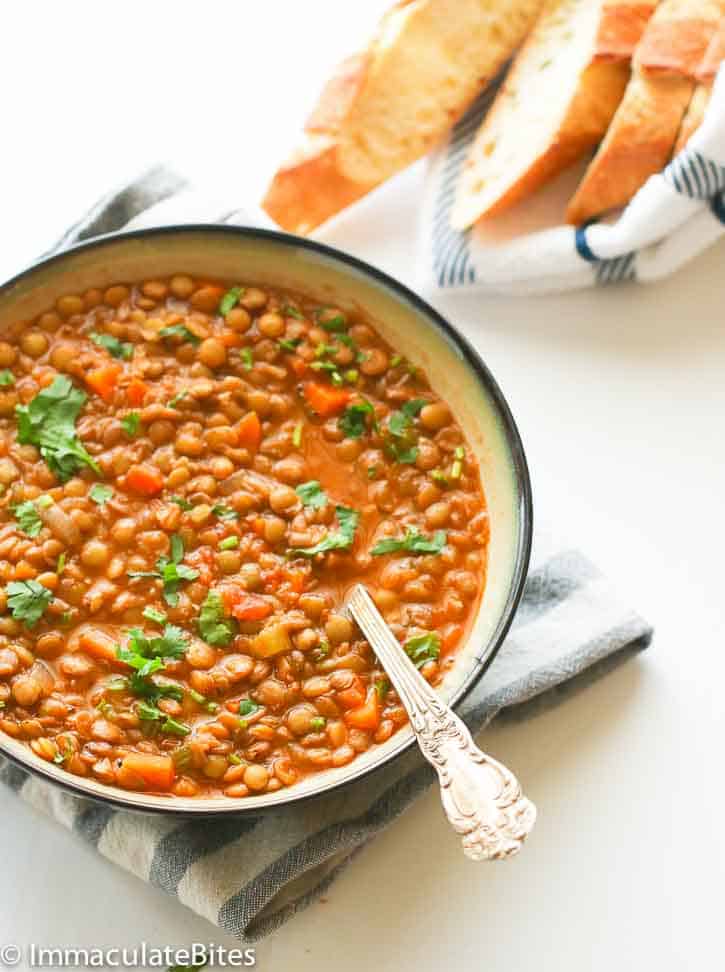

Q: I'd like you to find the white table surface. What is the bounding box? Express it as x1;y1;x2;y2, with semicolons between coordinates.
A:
2;3;724;969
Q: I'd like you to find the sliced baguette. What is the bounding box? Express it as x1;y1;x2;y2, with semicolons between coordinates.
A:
262;0;545;234
450;0;655;230
674;16;725;151
566;0;725;223
636;0;725;73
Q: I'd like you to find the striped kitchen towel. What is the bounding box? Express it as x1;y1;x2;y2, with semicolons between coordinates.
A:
0;179;652;943
424;66;725;295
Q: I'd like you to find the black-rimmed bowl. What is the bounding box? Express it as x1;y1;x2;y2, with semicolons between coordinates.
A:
0;225;532;814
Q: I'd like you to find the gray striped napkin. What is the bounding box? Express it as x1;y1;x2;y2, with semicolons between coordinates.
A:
0;173;652;942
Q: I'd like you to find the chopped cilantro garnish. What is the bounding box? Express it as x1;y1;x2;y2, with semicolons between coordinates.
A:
90;331;133;360
344;369;359;384
211;504;238;520
188;688;218;713
5;580;52;627
278;338;302;353
404;631;441;668
310;716;326;731
168;390;187;409
137;700;191;737
121;411;140;437
315;309;347;332
240;347;254;370
16;375;100;481
295;480;327;509
367;466;378;479
198;590;237;647
89;483;113;505
56;552;66;575
159;324;200;345
283;305;305;320
219;286;244;316
219;536;239;551
371;528;447;556
431;469;448;486
0;370;15;386
238;698;259;726
374;677;390;700
292;421;303;449
290;505;359;557
127;534;199;606
143;606;167;625
339;399;376;439
13;500;44;537
171;496;193;511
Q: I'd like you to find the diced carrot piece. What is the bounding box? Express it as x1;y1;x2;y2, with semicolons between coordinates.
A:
118;752;175;791
344;688;381;730
237;411;262;451
79;627;121;666
126;378;149;406
303;382;351;418
222;588;273;622
126;463;164;497
336;676;366;710
86;364;122;403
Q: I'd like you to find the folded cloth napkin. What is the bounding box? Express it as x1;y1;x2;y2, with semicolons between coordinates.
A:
0;182;653;943
424;66;725;295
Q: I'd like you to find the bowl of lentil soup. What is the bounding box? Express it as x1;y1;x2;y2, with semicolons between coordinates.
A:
0;226;531;814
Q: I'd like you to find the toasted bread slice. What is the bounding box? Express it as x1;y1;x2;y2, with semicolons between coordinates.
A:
450;0;655;230
262;0;545;234
566;0;725;223
636;0;725;73
674;16;725;151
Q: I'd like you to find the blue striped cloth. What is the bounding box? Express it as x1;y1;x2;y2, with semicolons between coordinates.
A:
0;181;653;943
425;66;725;294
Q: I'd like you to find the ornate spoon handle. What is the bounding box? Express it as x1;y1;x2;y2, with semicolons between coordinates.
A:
345;584;536;861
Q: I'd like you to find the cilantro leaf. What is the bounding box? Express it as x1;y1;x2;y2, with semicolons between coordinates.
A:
90;331;134;360
240;348;254;370
290;505;359;557
159;324;200;345
283;305;305;320
401;399;427;419
278;338;302;353
0;370;15;386
121;412;140;437
13;500;44;537
315;309;347;332
6;580;53;627
211;504;238;521
339;399;376;439
89;483;113;505
219;286;244;316
198;590;237;647
295;480;328;509
171;496;193;512
404;631;441;668
128;534;199;606
143;606;167;625
15;375;100;481
371;528;447;556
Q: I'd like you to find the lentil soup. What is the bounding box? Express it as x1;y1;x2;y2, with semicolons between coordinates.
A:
0;274;488;800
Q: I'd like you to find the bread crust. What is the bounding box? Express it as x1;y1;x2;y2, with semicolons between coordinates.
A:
637;16;722;74
262;0;545;234
594;1;658;61
566;74;693;222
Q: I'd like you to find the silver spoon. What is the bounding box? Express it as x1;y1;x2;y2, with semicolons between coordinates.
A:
345;583;536;861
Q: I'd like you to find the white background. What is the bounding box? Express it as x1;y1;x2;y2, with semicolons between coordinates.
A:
1;2;723;970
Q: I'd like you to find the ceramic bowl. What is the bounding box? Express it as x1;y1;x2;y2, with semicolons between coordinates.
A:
0;225;532;813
